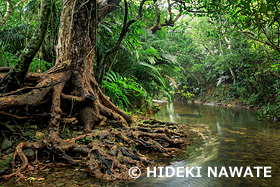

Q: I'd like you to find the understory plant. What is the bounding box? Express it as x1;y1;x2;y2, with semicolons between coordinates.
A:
102;71;152;114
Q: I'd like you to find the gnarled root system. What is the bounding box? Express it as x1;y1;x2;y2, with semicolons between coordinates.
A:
1;70;188;181
4;120;187;181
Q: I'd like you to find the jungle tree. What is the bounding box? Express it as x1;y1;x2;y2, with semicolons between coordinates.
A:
0;0;188;180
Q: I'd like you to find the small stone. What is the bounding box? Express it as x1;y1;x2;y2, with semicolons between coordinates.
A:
1;139;12;150
23;148;35;160
0;153;13;175
109;145;118;156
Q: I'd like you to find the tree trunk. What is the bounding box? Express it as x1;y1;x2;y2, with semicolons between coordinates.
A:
57;0;131;129
0;0;187;181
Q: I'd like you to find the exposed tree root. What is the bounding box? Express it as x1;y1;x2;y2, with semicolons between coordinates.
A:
0;69;188;182
0;111;33;119
4;122;187;181
0;71;69;109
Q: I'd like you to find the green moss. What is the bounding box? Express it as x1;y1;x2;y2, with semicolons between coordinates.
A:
0;153;13;172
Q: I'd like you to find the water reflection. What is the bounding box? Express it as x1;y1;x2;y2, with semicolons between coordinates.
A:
131;101;280;187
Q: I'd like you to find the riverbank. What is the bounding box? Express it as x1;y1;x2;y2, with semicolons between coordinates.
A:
174;87;280;122
191;99;259;110
190;97;280;122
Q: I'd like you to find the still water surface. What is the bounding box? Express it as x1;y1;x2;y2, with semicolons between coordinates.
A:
131;101;280;187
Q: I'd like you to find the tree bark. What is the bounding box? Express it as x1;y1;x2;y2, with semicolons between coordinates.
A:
52;0;131;130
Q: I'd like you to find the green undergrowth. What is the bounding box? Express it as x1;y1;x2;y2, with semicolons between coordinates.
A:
193;82;280;121
102;71;153;115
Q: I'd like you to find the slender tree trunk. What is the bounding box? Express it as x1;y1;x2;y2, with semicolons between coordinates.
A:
0;1;12;29
0;0;28;29
0;0;51;92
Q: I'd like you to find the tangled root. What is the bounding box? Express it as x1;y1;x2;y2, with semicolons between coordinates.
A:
4;119;187;181
1;70;188;181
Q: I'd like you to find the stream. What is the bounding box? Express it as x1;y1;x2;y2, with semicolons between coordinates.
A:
131;101;280;187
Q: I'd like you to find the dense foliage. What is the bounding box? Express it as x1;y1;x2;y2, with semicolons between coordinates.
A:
1;0;279;120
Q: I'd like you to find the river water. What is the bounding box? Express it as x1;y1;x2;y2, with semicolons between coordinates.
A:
131;101;280;187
